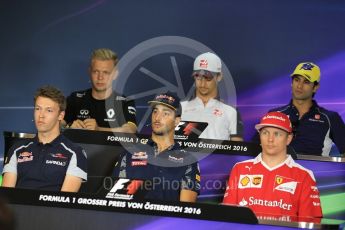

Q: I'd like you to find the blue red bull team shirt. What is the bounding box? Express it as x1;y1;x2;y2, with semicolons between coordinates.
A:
114;140;201;201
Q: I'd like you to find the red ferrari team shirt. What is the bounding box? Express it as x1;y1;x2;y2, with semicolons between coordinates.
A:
223;154;322;218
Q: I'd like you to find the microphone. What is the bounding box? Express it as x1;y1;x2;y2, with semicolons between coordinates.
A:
145;123;152;127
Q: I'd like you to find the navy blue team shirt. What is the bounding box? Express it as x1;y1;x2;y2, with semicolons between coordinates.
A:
114;140;201;201
2;134;87;191
270;100;345;156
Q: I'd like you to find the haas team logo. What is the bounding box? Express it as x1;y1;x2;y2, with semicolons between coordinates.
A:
199;59;208;68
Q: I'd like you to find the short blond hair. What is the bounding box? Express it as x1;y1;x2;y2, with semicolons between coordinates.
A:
90;48;118;66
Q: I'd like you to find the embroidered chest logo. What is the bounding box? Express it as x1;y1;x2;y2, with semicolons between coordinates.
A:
104;109;116;122
212;108;223;116
131;161;147;166
276;176;283;185
239;175;263;188
240;176;250;187
107;109;115;118
131;152;148;160
168;155;184;163
50;153;68;159
274;175;298;194
18;152;33;163
78;109;90;119
252;176;262;185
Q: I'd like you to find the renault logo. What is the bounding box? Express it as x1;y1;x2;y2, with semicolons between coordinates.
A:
107;109;115;118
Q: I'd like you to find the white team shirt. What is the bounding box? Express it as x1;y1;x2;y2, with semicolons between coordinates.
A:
181;97;243;140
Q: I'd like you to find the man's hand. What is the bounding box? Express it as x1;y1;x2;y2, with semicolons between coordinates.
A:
84;118;99;131
70;119;86;129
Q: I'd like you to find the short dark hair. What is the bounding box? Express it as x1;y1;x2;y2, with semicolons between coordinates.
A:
34;86;66;111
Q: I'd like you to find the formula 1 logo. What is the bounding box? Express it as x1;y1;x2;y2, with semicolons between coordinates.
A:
106;179;143;200
183;123;198;136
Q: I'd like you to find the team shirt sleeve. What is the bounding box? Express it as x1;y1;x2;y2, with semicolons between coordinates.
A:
113;153;128;178
66;146;87;181
123;99;137;126
297;172;323;218
64;93;76;125
181;162;201;194
330;112;345;154
2;145;18;174
229;108;244;138
222;165;239;204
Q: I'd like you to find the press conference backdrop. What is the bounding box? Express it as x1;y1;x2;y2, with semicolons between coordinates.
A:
1;0;345;151
1;2;345;224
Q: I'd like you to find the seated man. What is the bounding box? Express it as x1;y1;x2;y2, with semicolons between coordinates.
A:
181;52;243;141
223;112;322;218
114;92;200;202
2;86;87;192
253;62;345;156
63;48;137;133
